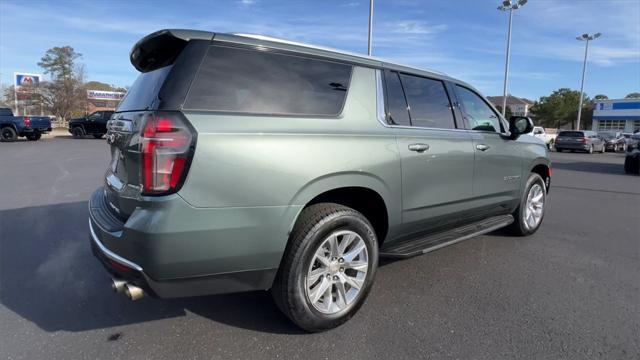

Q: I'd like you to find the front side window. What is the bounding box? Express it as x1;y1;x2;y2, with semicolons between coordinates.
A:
185;45;352;116
455;85;502;132
87;112;101;121
399;74;455;129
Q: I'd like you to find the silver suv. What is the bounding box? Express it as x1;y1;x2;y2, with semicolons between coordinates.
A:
89;29;551;332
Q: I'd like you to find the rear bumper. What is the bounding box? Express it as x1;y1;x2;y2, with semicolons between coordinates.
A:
88;187;298;297
555;143;590;150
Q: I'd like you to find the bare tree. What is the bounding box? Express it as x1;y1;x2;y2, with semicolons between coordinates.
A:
38;46;85;123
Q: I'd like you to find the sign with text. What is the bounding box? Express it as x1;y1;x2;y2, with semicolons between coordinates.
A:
14;73;41;90
87;90;126;101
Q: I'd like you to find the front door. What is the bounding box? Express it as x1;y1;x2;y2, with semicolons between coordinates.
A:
453;85;522;212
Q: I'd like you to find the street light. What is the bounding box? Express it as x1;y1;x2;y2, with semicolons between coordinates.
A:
497;0;527;118
575;32;601;130
367;0;374;56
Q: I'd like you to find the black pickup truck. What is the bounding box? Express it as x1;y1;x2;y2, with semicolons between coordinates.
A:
0;107;52;142
68;110;114;138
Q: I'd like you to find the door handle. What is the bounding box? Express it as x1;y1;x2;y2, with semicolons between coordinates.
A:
408;143;430;153
476;144;490;151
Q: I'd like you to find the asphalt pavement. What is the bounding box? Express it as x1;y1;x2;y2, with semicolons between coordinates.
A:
1;135;639;360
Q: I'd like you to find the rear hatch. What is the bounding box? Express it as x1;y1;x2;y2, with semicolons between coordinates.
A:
556;131;585;144
103;30;212;220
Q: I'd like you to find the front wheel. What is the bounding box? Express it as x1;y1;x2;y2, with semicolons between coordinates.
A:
271;203;378;332
72;127;85;138
1;127;18;142
587;145;594;154
600;144;605;153
506;173;546;236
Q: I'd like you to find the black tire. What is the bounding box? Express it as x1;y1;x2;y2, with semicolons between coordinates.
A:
624;156;640;175
1;127;18;142
587;145;594;154
93;134;104;139
26;132;41;141
506;173;547;236
555;148;563;153
72;127;85;138
600;144;605;153
271;203;378;332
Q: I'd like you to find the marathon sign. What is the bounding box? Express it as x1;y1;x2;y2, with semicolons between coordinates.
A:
14;72;41;90
87;90;126;101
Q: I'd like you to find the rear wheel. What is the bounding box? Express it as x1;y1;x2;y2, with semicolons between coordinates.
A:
600;144;605;153
624;156;640;174
271;203;378;332
72;127;85;138
506;173;546;236
1;127;18;142
26;132;41;141
587;145;594;154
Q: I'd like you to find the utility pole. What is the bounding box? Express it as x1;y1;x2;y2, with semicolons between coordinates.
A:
576;33;601;130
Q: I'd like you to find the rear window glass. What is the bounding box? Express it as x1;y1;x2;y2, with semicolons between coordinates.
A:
558;131;585;137
184;45;352;116
384;70;410;126
399;74;455;129
117;66;172;112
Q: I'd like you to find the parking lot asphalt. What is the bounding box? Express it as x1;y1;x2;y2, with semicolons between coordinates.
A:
1;136;639;360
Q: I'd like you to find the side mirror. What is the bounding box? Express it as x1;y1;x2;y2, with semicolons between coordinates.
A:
509;116;534;140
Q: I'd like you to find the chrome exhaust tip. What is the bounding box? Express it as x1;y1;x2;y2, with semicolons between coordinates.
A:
111;278;128;293
124;284;145;301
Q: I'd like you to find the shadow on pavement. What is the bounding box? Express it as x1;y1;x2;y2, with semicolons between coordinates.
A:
552;160;626;175
0;201;302;335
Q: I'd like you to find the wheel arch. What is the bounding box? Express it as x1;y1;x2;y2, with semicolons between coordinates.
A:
287;172;398;247
529;160;551;193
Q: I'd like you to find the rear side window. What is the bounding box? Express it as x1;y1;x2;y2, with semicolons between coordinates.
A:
184;45;352;116
117;65;173;112
383;70;411;126
399;74;455;129
558;131;584;137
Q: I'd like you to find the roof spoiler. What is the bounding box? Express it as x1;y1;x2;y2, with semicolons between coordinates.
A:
130;29;214;72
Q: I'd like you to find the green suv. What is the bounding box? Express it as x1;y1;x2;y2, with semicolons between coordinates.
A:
89;29;551;332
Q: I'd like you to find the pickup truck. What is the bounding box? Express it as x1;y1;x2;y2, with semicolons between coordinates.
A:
0;107;52;142
68;110;114;138
527;126;557;149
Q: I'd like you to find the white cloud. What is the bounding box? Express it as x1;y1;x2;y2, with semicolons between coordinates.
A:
239;0;256;5
389;20;447;35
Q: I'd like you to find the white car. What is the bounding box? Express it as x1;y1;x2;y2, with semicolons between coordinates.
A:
527;126;556;149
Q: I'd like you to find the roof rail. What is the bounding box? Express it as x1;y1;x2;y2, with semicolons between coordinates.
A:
231;33;447;77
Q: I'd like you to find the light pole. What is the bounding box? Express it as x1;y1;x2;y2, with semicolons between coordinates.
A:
367;0;374;56
575;32;601;130
497;0;527;118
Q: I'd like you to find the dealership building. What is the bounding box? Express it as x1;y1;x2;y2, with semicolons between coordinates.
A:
592;98;640;133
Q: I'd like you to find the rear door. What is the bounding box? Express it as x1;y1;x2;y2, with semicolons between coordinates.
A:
453;85;522;211
383;70;475;235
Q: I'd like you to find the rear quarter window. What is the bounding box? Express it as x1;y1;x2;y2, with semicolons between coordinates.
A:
117;66;173;112
558;131;584;137
184;45;352;116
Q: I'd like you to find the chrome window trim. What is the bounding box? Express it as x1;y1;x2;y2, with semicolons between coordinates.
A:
89;219;143;272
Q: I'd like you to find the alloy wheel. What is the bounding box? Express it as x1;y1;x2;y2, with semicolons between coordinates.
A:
523;183;544;231
305;230;369;314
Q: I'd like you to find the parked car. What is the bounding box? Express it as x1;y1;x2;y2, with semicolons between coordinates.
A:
89;29;552;332
555;130;605;153
0;107;51;142
598;131;626;152
527;126;556;149
68;110;114;138
624;134;640;174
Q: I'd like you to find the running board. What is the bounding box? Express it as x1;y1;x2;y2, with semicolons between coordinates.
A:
379;215;514;258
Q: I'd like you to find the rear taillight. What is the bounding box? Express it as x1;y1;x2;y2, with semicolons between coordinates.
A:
140;112;195;195
24;117;31;127
580;137;587;144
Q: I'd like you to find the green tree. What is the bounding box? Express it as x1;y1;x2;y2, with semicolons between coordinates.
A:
625;92;640;99
37;46;85;122
530;88;591;129
495;105;513;119
593;94;608;100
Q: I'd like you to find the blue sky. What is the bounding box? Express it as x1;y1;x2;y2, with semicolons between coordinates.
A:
1;0;638;100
